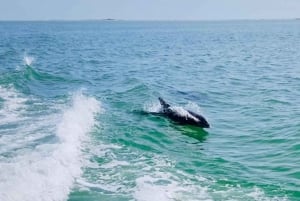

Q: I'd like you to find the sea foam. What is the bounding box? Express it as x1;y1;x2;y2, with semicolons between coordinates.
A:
0;91;101;201
23;55;34;66
0;86;27;125
143;100;162;113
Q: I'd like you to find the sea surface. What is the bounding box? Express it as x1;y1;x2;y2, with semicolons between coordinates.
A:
0;20;300;201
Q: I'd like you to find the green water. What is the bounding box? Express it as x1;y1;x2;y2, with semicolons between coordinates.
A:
0;20;300;200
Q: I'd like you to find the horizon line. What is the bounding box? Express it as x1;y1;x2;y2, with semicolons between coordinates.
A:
0;18;300;22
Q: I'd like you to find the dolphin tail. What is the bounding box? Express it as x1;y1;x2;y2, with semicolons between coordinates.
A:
158;97;170;108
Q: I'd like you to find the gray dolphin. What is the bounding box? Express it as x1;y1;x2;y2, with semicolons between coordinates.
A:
158;97;210;128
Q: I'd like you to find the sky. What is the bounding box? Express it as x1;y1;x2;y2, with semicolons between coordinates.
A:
0;0;300;21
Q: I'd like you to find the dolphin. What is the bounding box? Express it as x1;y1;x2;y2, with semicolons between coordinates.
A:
158;97;210;128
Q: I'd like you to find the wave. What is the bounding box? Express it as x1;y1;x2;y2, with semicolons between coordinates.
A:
132;158;212;201
21;55;66;82
0;56;82;95
0;90;102;201
23;65;67;82
69;96;286;200
76;141;286;201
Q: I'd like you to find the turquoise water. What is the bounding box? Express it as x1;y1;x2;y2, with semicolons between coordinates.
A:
0;20;300;201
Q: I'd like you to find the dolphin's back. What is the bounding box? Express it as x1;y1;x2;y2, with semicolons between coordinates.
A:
158;97;210;128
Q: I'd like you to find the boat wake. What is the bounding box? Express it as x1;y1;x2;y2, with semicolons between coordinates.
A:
0;88;102;201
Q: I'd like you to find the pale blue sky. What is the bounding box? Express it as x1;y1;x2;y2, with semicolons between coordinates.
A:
1;0;300;21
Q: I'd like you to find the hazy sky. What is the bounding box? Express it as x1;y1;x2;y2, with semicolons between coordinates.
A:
1;0;300;21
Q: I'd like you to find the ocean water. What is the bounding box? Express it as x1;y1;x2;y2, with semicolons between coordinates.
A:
0;20;300;201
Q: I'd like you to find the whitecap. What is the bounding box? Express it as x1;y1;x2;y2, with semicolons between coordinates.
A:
0;91;102;201
23;55;35;66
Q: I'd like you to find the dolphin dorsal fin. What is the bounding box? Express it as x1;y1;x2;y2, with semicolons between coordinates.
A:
158;97;170;108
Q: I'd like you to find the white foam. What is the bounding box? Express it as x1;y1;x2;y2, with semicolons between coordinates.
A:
133;166;285;201
185;101;204;114
246;187;288;201
143;101;162;113
76;178;122;193
131;155;211;201
134;174;176;201
82;143;213;201
101;160;130;169
0;91;101;201
134;173;212;201
75;139;286;201
23;55;34;66
0;86;48;155
0;86;27;125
